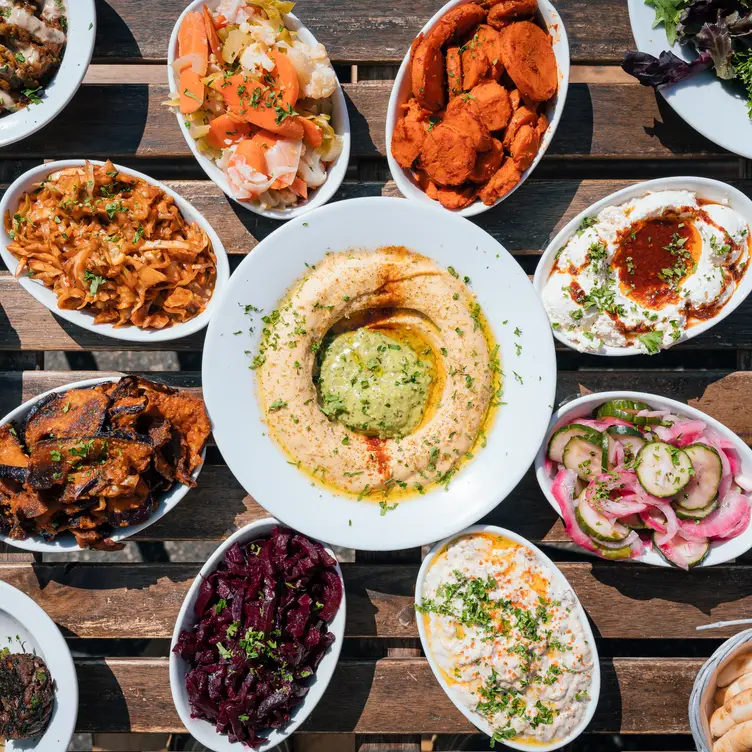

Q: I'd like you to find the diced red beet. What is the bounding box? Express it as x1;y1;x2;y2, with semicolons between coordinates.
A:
173;526;342;747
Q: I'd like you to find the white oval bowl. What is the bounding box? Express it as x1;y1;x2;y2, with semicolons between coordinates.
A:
166;0;351;222
532;176;752;356
415;524;600;751
385;0;570;217
0;1;96;148
169;517;346;752
0;160;230;343
690;628;752;752
534;390;752;567
0;376;205;553
0;581;78;751
627;0;752;160
201;196;557;551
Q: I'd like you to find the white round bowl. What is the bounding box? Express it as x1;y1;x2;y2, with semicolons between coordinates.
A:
415;524;600;751
166;0;351;222
627;0;752;159
690;629;752;752
0;581;78;751
0;160;230;343
169;517;346;752
0;376;205;553
385;0;570;217
202;196;557;551
0;1;96;148
532;176;752;356
534;391;752;567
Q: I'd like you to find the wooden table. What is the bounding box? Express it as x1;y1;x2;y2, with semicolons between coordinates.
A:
1;1;751;750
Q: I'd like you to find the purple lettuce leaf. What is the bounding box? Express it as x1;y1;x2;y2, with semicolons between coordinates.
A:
622;49;714;87
695;16;737;77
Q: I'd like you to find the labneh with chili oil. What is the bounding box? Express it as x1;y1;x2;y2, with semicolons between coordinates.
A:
417;532;594;746
541;190;750;354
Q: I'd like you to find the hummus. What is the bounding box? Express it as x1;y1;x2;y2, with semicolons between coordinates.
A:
418;533;594;745
542;190;750;354
255;246;500;499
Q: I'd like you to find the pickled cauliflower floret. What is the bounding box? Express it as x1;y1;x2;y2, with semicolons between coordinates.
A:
285;40;338;99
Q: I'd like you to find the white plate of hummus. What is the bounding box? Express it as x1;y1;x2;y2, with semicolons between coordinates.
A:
415;525;599;750
533;177;752;356
202;196;556;550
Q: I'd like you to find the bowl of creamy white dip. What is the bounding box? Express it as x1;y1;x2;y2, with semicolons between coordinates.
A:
533;177;752;356
415;525;600;750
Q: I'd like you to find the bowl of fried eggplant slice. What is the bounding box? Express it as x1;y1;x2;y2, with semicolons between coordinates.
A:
386;0;570;216
0;376;211;552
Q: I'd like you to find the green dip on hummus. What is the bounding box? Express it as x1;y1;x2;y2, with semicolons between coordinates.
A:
317;328;432;439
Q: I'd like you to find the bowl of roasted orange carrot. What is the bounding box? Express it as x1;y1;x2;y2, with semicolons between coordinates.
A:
167;0;350;220
386;0;569;216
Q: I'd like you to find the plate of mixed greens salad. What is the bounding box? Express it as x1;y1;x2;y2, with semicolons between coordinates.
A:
625;0;752;158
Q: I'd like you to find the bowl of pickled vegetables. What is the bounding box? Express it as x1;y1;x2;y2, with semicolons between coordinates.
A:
535;392;752;568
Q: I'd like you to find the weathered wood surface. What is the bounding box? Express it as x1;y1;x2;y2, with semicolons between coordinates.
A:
95;0;632;65
74;657;701;734
0;82;730;160
0;561;747;639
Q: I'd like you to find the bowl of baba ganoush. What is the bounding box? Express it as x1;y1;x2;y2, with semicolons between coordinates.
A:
533;177;752;356
201;196;556;551
415;525;600;750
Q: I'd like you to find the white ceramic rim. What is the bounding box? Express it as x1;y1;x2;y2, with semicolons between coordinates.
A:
385;0;570;217
414;524;601;751
627;0;752;160
532;176;752;356
0;375;204;553
0;1;96;148
202;195;557;551
169;516;346;752
0;159;230;343
0;581;79;752
166;0;351;221
689;628;752;752
533;390;752;567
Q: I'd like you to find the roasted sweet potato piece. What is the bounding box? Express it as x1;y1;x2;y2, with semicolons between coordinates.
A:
28;437;152;491
487;0;538;28
411;37;446;112
479;157;522;205
437;184;479;210
469;137;505;182
391;98;430;168
509;88;522;111
470;79;512;131
419;123;477;186
415;170;440;200
427;3;487;46
511;123;540;170
445;96;492;152
0;425;28;483
461;25;504;90
141;390;210;485
446;46;463;98
24;387;109;449
498;21;557;103
503;104;537;150
536;111;549;140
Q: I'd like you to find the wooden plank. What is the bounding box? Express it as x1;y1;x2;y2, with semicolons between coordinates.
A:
0;82;729;161
0;560;749;639
4;268;752;350
95;0;631;65
74;657;701;734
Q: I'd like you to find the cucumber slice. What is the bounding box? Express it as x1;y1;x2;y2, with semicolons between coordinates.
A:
595;543;634;560
563;437;601;481
674;444;722;510
547;424;603;464
575;500;630;543
601;433;618;471
635;441;693;498
606;426;644;438
654;532;710;569
596;399;660;426
674;499;718;520
621;513;648;530
607;426;647;463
